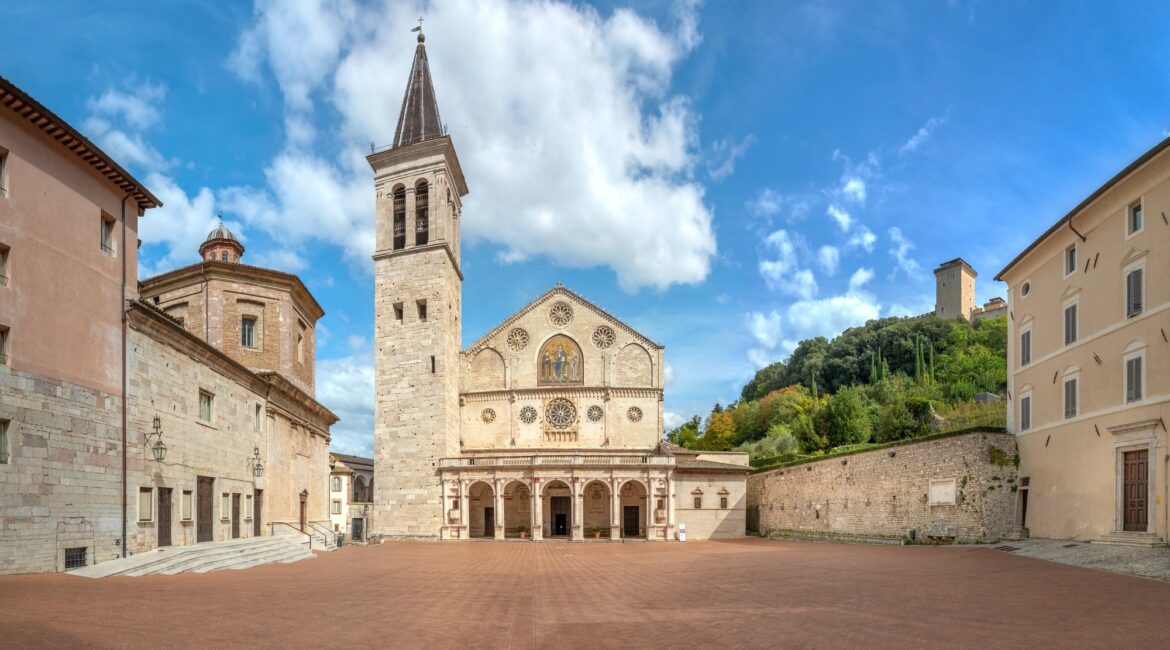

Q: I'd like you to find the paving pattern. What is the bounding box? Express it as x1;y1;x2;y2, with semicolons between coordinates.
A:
2;538;1169;649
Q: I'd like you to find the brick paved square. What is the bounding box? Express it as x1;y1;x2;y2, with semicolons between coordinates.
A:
1;539;1168;649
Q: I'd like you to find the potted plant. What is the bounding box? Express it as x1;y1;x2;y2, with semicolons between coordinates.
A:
518;525;527;539
592;525;602;539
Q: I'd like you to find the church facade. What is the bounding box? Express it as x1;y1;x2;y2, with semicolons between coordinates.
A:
370;35;747;543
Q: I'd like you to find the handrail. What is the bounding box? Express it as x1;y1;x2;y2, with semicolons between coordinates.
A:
307;521;339;547
268;521;312;550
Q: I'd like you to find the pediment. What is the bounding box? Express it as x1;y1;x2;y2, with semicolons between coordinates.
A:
1119;246;1149;268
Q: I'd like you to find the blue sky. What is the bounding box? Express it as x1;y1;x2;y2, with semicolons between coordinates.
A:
4;1;1170;454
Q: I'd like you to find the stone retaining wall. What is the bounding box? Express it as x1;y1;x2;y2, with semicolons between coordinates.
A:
747;431;1019;543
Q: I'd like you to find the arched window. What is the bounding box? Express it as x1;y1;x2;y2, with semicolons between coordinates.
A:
353;476;367;502
392;185;406;250
220;251;228;262
331;476;341;493
537;334;584;385
415;180;429;246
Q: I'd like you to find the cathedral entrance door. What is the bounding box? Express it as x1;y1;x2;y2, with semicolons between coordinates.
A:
551;496;571;536
484;507;495;537
623;506;640;537
157;488;172;547
196;476;214;543
231;494;241;539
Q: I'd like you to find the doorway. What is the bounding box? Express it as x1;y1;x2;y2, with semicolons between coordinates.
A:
1123;450;1148;531
196;476;214;543
299;490;308;532
231;494;241;539
484;507;495;537
623;505;640;537
352;517;365;543
550;496;570;536
253;490;263;537
157;488;172;547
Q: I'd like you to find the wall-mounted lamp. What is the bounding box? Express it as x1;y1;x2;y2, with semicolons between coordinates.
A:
146;415;167;461
252;446;264;478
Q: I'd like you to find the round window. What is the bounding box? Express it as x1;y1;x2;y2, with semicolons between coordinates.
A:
1021;282;1030;297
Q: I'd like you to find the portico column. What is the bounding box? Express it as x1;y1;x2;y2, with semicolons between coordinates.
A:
645;481;654;540
494;480;505;540
667;471;677;540
610;478;621;540
571;479;584;541
532;479;543;541
459;480;470;540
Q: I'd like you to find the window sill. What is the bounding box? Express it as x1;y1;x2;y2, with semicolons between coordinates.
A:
180;520;193;525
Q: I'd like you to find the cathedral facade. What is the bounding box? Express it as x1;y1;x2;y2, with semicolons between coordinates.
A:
370;35;747;543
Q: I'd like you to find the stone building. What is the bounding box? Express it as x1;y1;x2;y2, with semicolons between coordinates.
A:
0;75;336;574
329;453;374;542
371;34;747;542
998;136;1170;546
933;257;1007;321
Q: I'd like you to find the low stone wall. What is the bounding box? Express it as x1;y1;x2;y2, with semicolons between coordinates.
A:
747;431;1018;543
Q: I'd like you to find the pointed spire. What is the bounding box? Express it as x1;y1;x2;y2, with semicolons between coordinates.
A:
392;30;444;149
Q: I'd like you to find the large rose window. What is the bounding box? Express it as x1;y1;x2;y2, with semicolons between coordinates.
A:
545;399;577;429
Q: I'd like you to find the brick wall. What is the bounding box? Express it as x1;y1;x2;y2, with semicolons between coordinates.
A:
747;431;1019;543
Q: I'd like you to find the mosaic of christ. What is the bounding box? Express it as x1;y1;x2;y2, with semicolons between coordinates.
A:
538;334;583;384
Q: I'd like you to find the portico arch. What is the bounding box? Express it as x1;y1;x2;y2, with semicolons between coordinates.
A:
582;480;611;538
619;480;647;538
542;479;573;537
503;480;531;538
468;481;496;538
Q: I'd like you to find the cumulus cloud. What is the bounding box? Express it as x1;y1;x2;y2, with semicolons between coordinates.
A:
707;134;755;180
780;267;880;351
664;411;685;430
846;225;876;252
899;115;947;155
746;309;784;369
758;229;817;299
663;361;676;386
817;245;840;275
82;84;174;172
315;352;375;455
221;0;715;291
826;203;852;232
841;176;866;203
747;188;785;217
887;226;921;278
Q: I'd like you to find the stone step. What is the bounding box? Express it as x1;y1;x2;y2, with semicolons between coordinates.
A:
130;538;298;576
164;541;304;575
767;530;906;546
192;545;308;573
70;535;312;578
1092;531;1168;548
1002;526;1030;541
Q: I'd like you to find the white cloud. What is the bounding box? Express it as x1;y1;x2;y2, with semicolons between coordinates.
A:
222;0;715;292
841;176;866;203
848;266;874;290
746;347;773;370
826;203;852;232
663;361;676;386
780;268;880;353
747;309;784;349
137;172;222;276
846;225;876;252
707;134;755;180
86;84;166;129
315;353;375;456
887;226;921;278
664;411;685;429
817;245;839;275
758;229;817;299
899;115;947;155
747;188;785;217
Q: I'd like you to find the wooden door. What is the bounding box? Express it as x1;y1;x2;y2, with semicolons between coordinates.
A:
550;496;570;536
1124;450;1148;531
623;505;640;537
253;490;263;537
196;477;214;543
157;488;172;547
231;494;241;539
352;517;364;542
484;507;495;538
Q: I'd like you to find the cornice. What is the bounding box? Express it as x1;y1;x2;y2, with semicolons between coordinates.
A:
139;261;325;321
373;241;463;281
459;386;663;404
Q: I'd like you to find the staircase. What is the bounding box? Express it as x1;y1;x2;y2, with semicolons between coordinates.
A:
1092;531;1168;548
307;529;339;551
68;535;315;578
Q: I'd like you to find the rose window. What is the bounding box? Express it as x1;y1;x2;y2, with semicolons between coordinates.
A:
481;408;496;424
592;326;616;349
545;398;577;429
587;405;604;422
506;328;530;352
548;302;573;327
519;406;538;424
627;406;643;422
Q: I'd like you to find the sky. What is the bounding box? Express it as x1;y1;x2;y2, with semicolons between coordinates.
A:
4;1;1170;455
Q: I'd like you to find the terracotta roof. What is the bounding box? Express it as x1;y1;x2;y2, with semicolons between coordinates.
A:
331;453;373;472
392;34;445;149
0;75;161;212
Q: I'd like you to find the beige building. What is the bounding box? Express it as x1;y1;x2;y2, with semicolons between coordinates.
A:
998;136;1170;546
329;453;373;542
0;75;336;574
371;34;747;542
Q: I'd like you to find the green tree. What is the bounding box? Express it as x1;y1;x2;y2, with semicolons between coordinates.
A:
816;386;874;447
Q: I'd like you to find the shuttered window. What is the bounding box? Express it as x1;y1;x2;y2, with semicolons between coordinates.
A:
1126;356;1143;403
1020;396;1031;431
1020;330;1031;366
1063;305;1077;345
1063;378;1077;419
1126;269;1143;318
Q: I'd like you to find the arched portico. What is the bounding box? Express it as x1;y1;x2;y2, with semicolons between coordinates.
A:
619;480;647;538
542;479;573;538
503;480;531;538
468;481;496;538
582;480;611;539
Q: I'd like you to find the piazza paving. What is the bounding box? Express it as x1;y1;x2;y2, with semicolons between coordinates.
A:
2;538;1169;649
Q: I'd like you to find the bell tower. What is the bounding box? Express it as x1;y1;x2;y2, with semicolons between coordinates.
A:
370;31;468;538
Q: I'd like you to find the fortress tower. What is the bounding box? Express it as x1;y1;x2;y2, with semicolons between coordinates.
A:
369;32;469;538
934;257;977;320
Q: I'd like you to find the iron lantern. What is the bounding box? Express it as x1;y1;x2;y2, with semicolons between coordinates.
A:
252;446;264;478
145;415;167;461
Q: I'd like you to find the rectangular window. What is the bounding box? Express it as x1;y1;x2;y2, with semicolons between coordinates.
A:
1126;268;1143;318
0;419;10;464
1020;330;1031;366
393;302;404;321
1129;202;1143;235
181;490;193;521
0;149;8;195
1126;356;1143;403
255;404;263;432
331;500;342;515
100;216;115;255
430;355;436;374
693;497;702;509
138;487;153;522
1020;396;1031;432
417;300;427;322
246;495;254;519
0;244;9;286
199;390;213;421
720;497;728;509
64;547;87;570
241;317;256;348
1063;304;1077;345
0;326;8;365
1064;378;1078;419
1065;245;1077;275
222;493;230;520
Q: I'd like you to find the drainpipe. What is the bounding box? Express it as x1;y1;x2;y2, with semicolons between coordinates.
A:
120;192;132;559
1067;212;1087;243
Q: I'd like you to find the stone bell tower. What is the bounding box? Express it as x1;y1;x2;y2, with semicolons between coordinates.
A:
369;31;469;538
